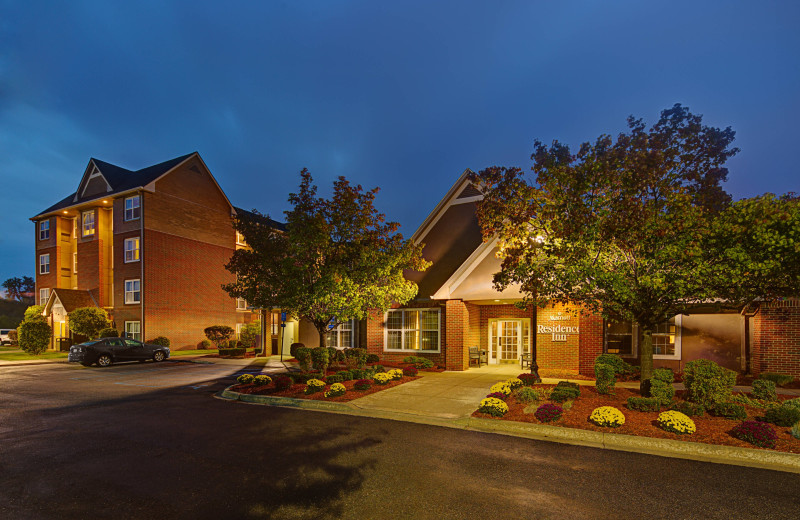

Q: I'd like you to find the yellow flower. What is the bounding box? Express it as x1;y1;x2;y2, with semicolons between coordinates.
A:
657;410;696;434
589;406;625;428
479;397;509;416
505;378;524;390
490;382;512;396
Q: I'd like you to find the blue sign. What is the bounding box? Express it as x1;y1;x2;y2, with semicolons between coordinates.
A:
327;318;336;330
281;312;287;322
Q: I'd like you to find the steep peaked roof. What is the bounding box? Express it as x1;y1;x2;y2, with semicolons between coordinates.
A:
43;288;99;315
233;207;287;232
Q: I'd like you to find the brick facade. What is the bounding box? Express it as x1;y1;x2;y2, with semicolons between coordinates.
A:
752;299;800;377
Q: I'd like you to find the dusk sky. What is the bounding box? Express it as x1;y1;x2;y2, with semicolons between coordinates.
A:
1;1;798;285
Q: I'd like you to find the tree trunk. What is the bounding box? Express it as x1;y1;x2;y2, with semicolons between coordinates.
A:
639;327;654;393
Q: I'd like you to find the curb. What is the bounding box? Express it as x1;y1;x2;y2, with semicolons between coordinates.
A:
0;358;69;367
219;386;800;474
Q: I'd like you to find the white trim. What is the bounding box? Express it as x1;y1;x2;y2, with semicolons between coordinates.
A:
653;315;682;360
450;195;483;205
82;210;95;236
78;163;113;200
383;308;441;353
124;279;141;304
123;237;140;263
39;220;50;240
124;321;141;341
39;288;50;306
487;318;530;364
73;252;77;273
432;236;499;299
236;297;247;311
124;195;141;221
39;253;50;274
411;169;478;244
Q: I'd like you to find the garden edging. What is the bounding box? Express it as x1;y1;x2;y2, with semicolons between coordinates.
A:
219;385;800;474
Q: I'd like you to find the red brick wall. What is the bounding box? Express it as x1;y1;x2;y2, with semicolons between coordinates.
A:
479;304;535;364
365;302;448;367
579;310;604;376
753;299;800;377
535;303;580;373
445;300;467;370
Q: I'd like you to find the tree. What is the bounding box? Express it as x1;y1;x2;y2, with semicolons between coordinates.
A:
18;319;51;355
68;307;110;339
2;277;22;301
204;325;235;349
24;305;45;322
239;320;261;348
473;104;765;387
224;169;429;347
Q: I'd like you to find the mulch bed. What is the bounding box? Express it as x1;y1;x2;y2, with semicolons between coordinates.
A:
230;375;419;403
473;385;800;454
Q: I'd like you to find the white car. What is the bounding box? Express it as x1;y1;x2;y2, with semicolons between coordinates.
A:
0;329;14;345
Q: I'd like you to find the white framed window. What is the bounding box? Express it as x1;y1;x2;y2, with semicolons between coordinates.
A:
603;316;682;360
271;312;280;335
82;211;95;236
235;323;243;339
124;321;141;341
39;253;50;274
124;279;141;304
124;237;140;263
39;220;50;240
604;320;637;358
384;308;440;352
325;320;357;348
124;195;140;221
653;315;682;360
39;288;49;305
73;252;77;273
235;231;247;246
236;297;247;311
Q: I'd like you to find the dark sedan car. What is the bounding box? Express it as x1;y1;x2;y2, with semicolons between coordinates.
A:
68;337;170;367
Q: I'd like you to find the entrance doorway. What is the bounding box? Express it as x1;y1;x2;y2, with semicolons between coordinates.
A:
488;319;530;364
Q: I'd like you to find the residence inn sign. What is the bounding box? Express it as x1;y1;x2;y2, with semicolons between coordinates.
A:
537;313;579;342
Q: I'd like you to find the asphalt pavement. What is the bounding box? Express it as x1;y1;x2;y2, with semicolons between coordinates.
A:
1;361;798;520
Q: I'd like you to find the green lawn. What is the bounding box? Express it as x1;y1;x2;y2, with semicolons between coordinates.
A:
169;349;216;357
0;350;69;361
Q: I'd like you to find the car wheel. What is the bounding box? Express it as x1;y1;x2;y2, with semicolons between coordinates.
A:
97;354;112;367
153;351;165;362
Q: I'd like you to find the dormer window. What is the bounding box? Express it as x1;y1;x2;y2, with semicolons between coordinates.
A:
39;220;50;240
124;195;140;221
82;211;95;236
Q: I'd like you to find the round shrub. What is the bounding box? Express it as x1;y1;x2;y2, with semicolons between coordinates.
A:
652;368;675;384
273;375;293;391
593;353;628;376
669;401;705;417
550;383;580;403
372;364;386;373
730;420;778;449
478;397;509;417
594;363;616;395
403;356;434;369
325;375;343;385
198;339;212;350
324;383;346;398
337;370;353;381
366;354;380;363
350;369;365;380
373;373;391;385
253;375;271;386
387;368;403;381
534;403;563;423
784;397;800;410
486;392;507;400
295;347;313;372
147;336;170;348
518;373;539;386
657;410;696;434
589;406;625;428
354;378;372;390
311;347;330;373
289;342;305;359
649;379;675;406
98;328;119;338
683;359;737;408
710;402;747;420
403;366;418;377
764;404;800;427
68;307;111;339
237;374;255;385
513;387;545;403
489;382;512;397
751;379;777;402
18;319;51;355
305;378;326;395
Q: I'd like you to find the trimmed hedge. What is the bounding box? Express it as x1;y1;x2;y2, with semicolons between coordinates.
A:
219;348;246;357
98;328;119;338
709;402;747;420
669;401;705;417
627;396;661;412
759;372;795;387
147;336;170;347
595;363;616;395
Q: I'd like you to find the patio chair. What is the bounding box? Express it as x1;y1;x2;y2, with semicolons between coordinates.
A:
520;352;532;370
469;346;487;367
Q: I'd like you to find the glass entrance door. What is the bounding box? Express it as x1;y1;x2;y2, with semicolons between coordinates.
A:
492;320;521;363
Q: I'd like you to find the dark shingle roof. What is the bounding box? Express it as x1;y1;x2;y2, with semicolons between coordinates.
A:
50;288;98;313
234;207;286;231
33;152;196;218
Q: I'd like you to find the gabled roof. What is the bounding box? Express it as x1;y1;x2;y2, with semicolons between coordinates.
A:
32;152;196;219
233;207;287;232
43;288;99;315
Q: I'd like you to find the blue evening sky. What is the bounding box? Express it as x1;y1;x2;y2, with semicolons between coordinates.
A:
1;1;798;284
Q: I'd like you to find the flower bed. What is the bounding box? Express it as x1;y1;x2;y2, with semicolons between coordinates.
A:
472;384;800;454
230;373;419;402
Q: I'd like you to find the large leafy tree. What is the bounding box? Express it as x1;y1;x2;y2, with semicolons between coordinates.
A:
68;307;110;339
225;169;429;347
473;105;800;386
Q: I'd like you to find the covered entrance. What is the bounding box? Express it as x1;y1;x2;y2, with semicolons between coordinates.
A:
488;318;530;364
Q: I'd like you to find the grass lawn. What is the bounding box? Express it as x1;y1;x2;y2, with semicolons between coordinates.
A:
0;350;69;361
169;349;217;357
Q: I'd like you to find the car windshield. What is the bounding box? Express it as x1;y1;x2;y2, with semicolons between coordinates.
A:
78;340;102;347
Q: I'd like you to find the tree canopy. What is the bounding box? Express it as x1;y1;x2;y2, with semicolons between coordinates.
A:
224;169;429;346
68;307;111;339
2;276;34;303
473;104;800;384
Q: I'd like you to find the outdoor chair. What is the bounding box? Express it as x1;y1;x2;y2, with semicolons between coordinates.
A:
469;346;487;367
520;352;532;370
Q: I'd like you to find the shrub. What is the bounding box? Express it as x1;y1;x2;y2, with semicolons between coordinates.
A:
730;392;770;409
759;372;795;387
669;401;705;417
791;421;800;440
556;381;580;391
198;339;212;350
239;320;261;348
505;378;523;390
68;307;111;339
486;392;508;400
657;410;696;434
219;347;246;357
325;375;343;385
354;378;372;390
388;369;404;380
273;375;293;391
513;387;547;403
253;375;271;386
373;373;391;385
652;368;675;384
237;374;255;385
683;359;737;408
403;366;418;377
324;383;346;398
372;364;386;373
147;336;171;348
478;397;509;417
650;379;675;406
343;348;367;369
518;373;539;386
305;378;326;395
763;404;800;427
489;382;512;397
23;305;46;322
626;396;661;412
730;420;778;449
595;363;616;395
366;353;380;363
349;368;366;379
204;325;235;349
18;319;51;355
295;347;313;372
751;379;777;402
784;397;800;410
593;353;628;376
403;356;434;369
589;406;625;428
534;403;563;423
7;329;17;343
289;372;321;384
337;370;353;381
709;402;747;420
289;342;305;358
98;328;119;338
550;383;580;403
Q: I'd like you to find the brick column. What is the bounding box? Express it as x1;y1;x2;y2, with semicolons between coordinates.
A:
445;300;468;371
753;300;800;378
579;310;604;377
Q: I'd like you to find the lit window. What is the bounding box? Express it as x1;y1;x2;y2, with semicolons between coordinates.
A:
124;321;141;340
604;320;635;357
124;279;140;304
653;317;677;357
82;211;95;236
39;220;50;240
603;317;682;359
271;312;280;335
385;309;440;352
235;323;243;339
124;195;140;221
236;298;247;310
39;254;50;274
124;237;140;263
39;288;49;305
325;320;357;348
73;252;77;273
235;231;247;246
